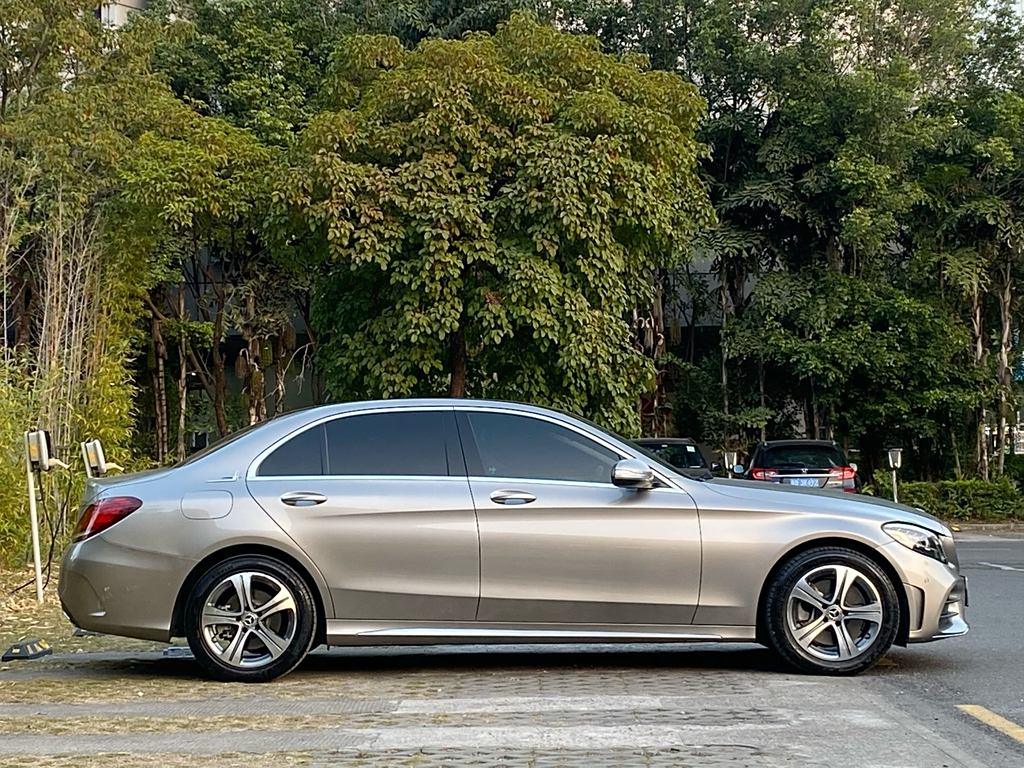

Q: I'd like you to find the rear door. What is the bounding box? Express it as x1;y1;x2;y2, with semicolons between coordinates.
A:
247;407;479;621
459;409;701;626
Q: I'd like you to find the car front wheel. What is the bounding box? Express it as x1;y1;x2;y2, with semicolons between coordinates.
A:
763;546;900;675
185;555;317;682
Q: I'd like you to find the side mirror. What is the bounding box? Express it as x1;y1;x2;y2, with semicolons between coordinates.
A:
711;462;721;471
612;459;655;490
732;464;745;475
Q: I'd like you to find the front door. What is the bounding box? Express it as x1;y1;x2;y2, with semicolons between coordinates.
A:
247;407;479;621
457;410;701;626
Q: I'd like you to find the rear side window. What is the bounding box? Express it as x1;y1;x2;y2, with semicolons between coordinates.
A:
761;445;846;469
258;424;325;476
325;411;451;476
461;411;620;484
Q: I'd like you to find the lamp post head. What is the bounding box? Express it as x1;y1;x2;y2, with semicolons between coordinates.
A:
887;447;903;470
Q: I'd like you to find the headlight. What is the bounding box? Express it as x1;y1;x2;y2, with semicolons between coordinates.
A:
883;522;948;563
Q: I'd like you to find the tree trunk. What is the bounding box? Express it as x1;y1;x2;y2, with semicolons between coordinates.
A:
151;311;168;463
758;356;767;443
971;286;989;479
176;286;187;462
996;255;1013;475
448;326;467;398
719;281;730;417
243;293;267;425
951;427;962;479
274;332;287;416
211;301;229;437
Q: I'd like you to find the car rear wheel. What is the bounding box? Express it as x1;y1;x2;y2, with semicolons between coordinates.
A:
185;555;317;682
763;547;899;675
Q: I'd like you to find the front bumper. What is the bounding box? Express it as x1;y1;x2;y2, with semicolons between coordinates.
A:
878;540;969;643
59;536;194;643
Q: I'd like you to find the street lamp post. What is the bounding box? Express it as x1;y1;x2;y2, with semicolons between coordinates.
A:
724;450;739;477
887;447;903;504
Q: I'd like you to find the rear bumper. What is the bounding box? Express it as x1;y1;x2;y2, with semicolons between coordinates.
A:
59;536;194;643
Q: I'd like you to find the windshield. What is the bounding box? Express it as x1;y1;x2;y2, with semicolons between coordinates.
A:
638;442;708;469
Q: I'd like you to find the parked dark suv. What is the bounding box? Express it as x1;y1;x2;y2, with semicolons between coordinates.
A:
740;439;858;492
634;438;714;479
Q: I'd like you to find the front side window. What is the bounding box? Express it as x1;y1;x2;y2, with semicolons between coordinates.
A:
462;411;620;484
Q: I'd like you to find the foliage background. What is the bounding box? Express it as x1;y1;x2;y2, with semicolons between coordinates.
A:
1;0;1024;563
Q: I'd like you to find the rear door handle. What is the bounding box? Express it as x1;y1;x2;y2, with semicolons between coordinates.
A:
489;490;536;505
280;491;327;507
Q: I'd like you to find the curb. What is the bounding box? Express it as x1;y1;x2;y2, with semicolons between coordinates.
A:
946;521;1024;532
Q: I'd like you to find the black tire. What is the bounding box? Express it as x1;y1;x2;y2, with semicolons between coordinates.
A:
763;546;900;675
185;555;317;682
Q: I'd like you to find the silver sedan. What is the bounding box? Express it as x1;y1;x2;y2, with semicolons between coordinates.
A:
59;399;968;682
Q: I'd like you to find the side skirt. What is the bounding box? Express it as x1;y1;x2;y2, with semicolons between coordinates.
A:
324;620;757;646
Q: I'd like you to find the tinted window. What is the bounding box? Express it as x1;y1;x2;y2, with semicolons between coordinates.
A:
464;412;620;483
761;444;847;469
258;424;325;476
641;442;707;469
325;411;449;476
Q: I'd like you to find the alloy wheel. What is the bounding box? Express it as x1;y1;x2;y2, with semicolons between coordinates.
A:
200;571;298;669
786;563;884;662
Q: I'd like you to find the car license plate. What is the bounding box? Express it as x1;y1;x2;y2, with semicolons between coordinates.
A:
788;478;819;487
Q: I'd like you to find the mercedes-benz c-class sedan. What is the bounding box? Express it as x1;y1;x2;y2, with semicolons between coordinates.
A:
60;399;968;682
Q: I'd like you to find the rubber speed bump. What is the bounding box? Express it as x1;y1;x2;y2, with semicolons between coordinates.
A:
2;638;52;661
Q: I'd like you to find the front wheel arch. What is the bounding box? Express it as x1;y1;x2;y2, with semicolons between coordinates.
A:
755;537;909;648
172;544;328;647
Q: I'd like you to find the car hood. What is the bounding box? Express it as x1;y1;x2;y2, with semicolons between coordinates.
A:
699;477;950;535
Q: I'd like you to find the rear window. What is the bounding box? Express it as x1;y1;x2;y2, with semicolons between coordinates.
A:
761;445;847;469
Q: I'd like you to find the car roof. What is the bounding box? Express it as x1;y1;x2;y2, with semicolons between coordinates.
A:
635;437;697;445
761;439;839;448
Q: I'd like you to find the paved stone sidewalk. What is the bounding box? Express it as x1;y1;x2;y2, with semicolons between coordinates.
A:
0;645;990;767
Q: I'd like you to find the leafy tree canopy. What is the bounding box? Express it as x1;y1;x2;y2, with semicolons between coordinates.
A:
278;12;714;433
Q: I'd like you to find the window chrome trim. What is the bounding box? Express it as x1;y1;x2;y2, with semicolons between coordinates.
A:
246;405;456;480
245;401;682;490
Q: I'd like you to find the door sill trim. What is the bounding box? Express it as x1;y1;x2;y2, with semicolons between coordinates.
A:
325;620;755;645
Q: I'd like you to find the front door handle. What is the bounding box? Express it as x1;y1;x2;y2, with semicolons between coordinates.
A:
280;491;327;507
489;490;536;505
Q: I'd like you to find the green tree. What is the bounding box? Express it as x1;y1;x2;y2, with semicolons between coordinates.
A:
278;13;713;433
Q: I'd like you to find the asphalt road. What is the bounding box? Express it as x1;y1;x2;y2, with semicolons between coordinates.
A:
871;533;1024;767
0;534;1022;767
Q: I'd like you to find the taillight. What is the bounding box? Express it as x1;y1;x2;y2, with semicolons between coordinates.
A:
751;468;778;481
828;466;858;492
73;496;143;541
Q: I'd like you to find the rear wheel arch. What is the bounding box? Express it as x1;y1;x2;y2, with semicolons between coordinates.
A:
172;544;328;647
755;536;910;648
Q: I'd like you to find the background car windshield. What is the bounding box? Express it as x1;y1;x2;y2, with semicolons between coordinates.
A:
646;444;708;469
763;445;847;468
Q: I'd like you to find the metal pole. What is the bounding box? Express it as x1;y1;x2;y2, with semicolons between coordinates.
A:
81;442;93;479
892;468;898;504
24;432;44;604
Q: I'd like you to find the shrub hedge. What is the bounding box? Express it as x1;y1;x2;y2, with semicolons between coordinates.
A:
870;471;1024;521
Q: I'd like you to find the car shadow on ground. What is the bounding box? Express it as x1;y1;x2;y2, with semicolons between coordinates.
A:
14;642;795;682
14;641;962;683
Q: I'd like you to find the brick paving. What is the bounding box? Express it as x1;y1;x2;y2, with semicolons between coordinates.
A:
0;644;989;767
